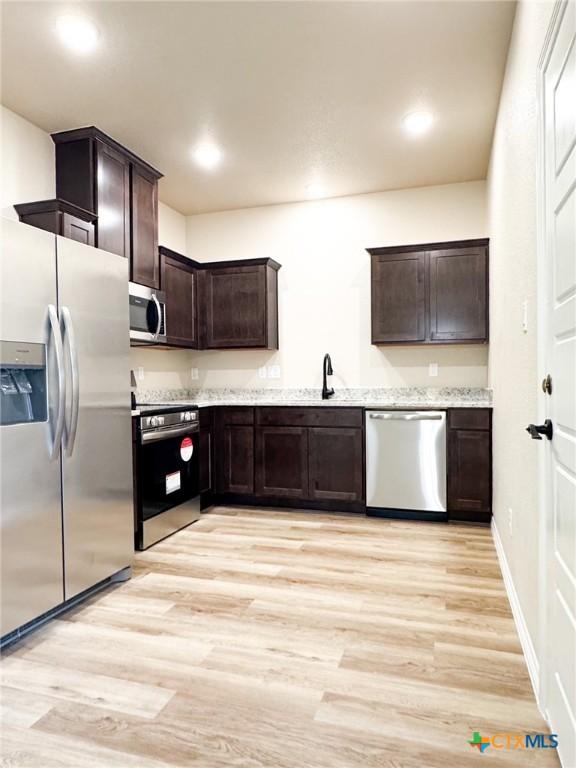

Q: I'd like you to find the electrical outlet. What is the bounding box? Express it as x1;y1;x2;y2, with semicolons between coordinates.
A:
258;366;267;379
137;366;145;381
268;365;281;379
508;507;513;534
429;363;438;377
191;368;199;381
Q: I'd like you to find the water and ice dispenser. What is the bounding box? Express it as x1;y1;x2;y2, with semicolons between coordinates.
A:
0;341;47;425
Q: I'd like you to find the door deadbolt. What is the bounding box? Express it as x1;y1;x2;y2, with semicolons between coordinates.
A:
541;374;552;395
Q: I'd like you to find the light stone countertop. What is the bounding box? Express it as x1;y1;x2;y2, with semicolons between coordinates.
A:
132;387;492;415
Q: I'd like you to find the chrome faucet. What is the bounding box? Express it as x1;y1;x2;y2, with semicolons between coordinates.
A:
322;353;334;400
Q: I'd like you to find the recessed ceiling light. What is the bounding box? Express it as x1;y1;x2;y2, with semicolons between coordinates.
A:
192;142;223;171
57;15;99;55
403;110;434;137
305;182;326;200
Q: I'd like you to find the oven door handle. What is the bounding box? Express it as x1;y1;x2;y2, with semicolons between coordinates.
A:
141;424;199;444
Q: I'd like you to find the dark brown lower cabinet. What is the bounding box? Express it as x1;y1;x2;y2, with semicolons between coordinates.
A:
309;427;363;502
448;419;492;524
213;407;364;511
215;409;255;495
208;406;490;523
255;427;308;498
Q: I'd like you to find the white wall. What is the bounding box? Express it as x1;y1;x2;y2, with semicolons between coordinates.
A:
487;0;553;665
0;105;55;219
185;181;489;390
158;201;187;254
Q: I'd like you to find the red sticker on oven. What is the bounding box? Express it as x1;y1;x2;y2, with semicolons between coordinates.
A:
180;436;193;461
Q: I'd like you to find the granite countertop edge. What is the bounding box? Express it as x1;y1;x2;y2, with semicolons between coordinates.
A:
132;388;492;415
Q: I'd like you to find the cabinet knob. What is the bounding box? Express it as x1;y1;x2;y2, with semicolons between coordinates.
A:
541;374;552;395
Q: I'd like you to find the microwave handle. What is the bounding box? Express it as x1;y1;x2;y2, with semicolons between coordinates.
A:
151;293;162;339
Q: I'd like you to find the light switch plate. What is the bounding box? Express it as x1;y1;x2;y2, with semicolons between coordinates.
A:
258;366;268;379
137;367;145;381
191;368;199;380
522;299;528;333
429;363;438;377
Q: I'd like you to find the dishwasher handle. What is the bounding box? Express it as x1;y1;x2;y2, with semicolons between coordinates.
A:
368;412;444;421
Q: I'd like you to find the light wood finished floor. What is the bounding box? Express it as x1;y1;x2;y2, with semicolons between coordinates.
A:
1;508;559;767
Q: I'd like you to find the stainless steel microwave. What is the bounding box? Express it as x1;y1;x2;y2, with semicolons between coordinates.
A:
129;282;167;344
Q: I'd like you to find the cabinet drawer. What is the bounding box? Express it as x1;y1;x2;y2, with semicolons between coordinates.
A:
448;409;491;431
256;407;363;428
217;407;254;426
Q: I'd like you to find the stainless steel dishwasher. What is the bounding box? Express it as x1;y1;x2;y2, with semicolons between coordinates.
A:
365;411;447;518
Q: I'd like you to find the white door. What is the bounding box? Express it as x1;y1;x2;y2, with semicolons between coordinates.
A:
540;3;576;766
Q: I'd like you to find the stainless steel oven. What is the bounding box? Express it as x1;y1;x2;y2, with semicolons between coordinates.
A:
129;282;166;344
135;406;200;549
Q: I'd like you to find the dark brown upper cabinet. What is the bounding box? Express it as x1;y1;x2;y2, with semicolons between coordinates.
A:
199;259;280;349
95;140;130;259
429;245;488;342
15;199;97;247
131;165;159;288
367;239;489;345
52;127;162;288
160;247;198;348
371;250;426;343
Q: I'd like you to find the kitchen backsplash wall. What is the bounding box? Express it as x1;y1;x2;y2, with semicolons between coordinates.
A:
183;181;489;391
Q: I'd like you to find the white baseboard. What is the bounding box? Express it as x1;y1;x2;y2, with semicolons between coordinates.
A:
491;518;543;715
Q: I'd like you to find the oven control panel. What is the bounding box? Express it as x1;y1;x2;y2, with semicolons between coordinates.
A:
141;409;199;432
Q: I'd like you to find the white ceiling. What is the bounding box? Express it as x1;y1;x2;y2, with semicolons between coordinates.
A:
1;1;515;214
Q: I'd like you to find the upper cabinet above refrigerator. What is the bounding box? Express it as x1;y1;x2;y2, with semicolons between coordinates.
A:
52;127;162;289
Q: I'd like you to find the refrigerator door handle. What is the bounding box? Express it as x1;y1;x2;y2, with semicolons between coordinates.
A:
61;306;80;457
47;304;66;461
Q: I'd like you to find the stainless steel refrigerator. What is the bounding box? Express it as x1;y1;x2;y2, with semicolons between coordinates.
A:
0;217;133;639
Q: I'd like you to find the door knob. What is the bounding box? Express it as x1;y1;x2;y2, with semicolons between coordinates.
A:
526;420;553;440
541;374;552;395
